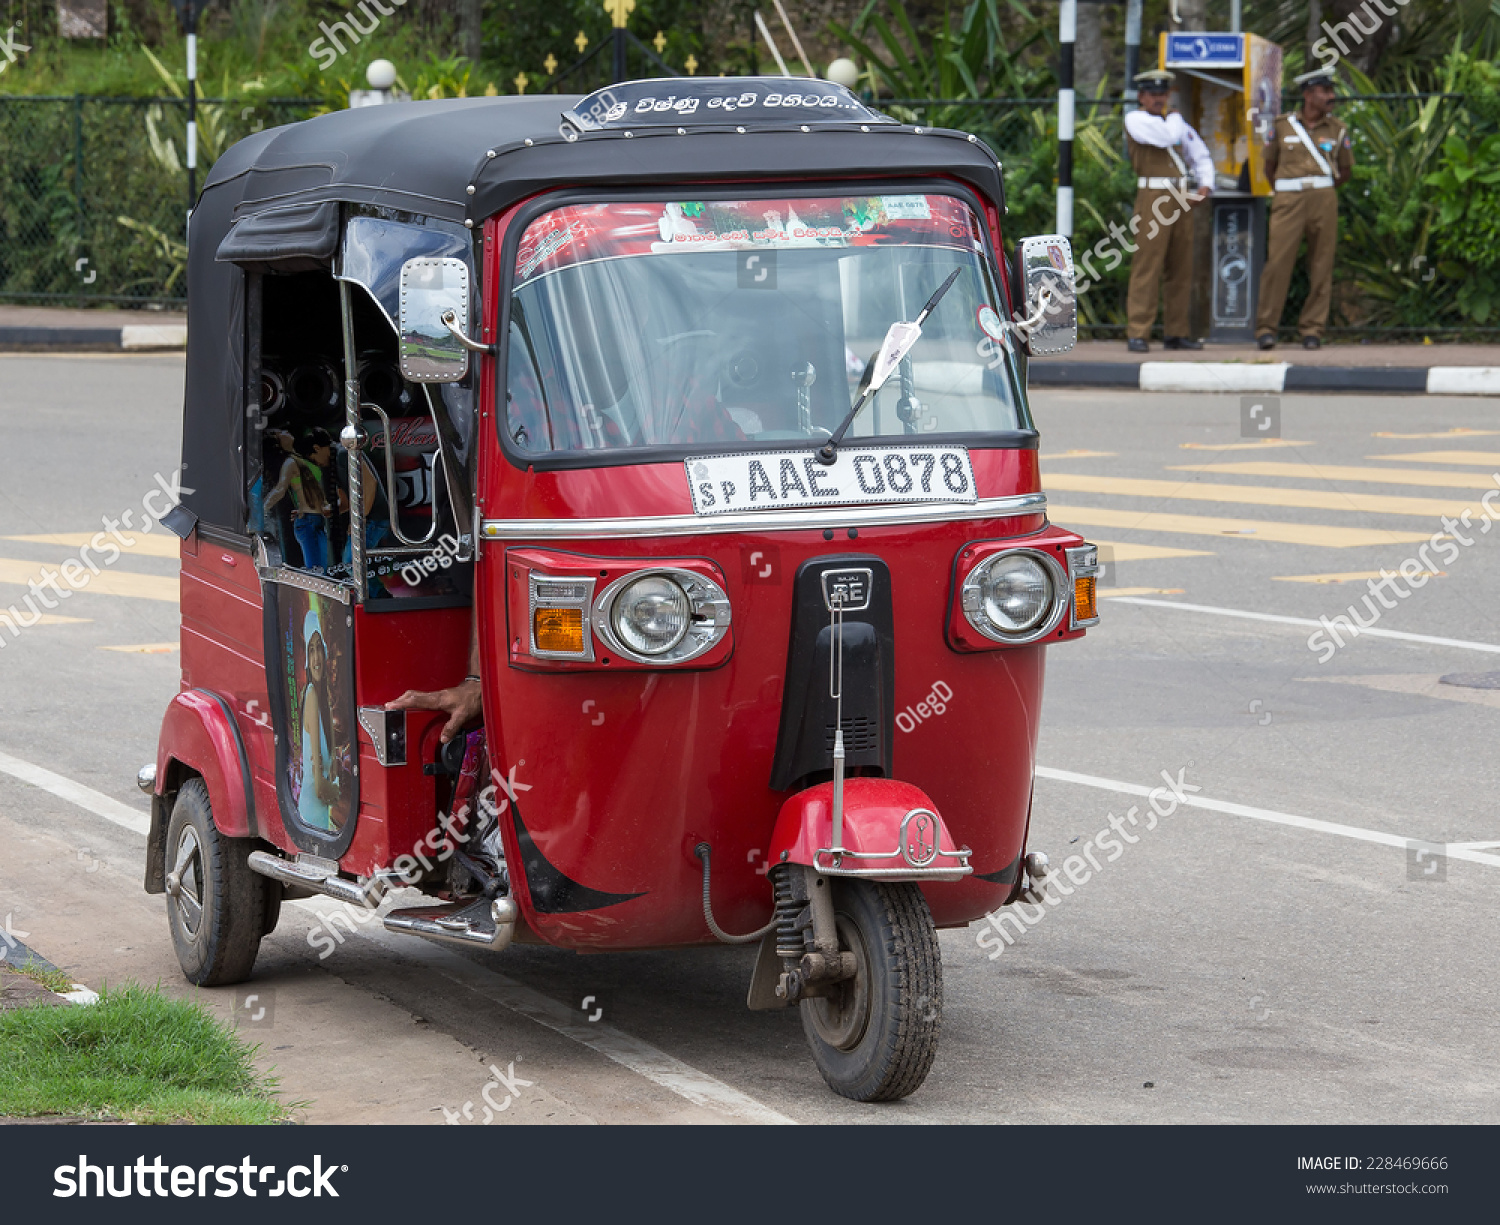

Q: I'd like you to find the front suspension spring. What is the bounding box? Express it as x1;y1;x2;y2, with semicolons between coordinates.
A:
771;864;805;961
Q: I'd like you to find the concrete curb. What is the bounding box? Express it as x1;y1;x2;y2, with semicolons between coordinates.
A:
1030;361;1500;395
0;324;186;352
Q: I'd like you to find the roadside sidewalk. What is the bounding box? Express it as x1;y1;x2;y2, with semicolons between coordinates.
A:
3;304;1497;393
1033;339;1500;395
0;304;186;353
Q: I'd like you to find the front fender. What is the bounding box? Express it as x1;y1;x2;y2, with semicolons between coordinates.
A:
767;778;973;881
148;690;256;892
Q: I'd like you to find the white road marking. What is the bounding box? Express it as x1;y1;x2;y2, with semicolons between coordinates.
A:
0;747;794;1125
327;919;796;1125
1108;596;1500;655
0;749;150;835
1034;766;1500;870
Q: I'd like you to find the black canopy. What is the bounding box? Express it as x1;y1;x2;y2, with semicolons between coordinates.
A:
182;84;1007;533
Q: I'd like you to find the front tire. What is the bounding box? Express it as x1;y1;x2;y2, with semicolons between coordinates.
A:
165;778;266;986
800;880;941;1102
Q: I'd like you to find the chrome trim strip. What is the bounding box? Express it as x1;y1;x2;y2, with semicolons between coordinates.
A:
258;565;355;604
481;493;1047;540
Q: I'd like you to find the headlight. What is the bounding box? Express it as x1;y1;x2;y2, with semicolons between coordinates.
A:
611;574;690;656
960;548;1067;644
979;554;1051;632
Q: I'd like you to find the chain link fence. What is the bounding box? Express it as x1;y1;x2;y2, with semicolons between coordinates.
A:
2;91;1487;337
0;96;316;307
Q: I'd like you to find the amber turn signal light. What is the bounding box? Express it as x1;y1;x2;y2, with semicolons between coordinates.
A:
1073;575;1097;623
534;607;585;654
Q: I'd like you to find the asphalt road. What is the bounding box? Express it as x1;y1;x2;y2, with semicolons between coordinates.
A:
1;352;1497;1124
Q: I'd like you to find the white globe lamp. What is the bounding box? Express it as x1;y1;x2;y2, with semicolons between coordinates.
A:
366;59;397;91
825;58;860;89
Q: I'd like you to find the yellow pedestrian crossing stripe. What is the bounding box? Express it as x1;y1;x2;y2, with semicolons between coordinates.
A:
0;558;178;603
1178;439;1314;451
99;642;179;653
5;532;181;559
1044;473;1486;520
1040;449;1116;460
1171;462;1500;491
1049;505;1431;548
1090;540;1213;560
1368;451;1500;467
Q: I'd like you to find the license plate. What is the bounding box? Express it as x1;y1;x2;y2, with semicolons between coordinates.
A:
686;446;976;515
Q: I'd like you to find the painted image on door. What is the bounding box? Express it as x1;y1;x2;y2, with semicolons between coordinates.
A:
280;589;356;834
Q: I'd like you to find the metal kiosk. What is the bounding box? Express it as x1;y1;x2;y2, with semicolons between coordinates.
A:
1157;31;1283;343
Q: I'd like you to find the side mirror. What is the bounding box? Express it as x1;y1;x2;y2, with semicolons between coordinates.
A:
398;257;471;382
1012;235;1077;355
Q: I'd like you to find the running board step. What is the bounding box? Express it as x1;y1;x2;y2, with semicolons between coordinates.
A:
247;850;380;908
384;897;519;951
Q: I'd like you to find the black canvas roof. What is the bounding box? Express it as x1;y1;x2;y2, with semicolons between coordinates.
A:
179;81;1008;533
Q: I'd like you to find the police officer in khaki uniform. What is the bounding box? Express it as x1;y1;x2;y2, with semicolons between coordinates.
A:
1255;68;1354;350
1124;69;1215;353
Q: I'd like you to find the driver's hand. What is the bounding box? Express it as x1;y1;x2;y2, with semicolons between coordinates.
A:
387;678;482;744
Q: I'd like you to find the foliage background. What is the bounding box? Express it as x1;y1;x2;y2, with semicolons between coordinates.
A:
1;0;1496;330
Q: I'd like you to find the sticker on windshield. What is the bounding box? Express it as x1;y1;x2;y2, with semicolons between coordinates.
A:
977;304;1007;341
881;195;932;220
686;447;977;515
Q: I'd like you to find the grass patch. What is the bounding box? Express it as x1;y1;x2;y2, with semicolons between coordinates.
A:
7;961;76;994
0;982;293;1124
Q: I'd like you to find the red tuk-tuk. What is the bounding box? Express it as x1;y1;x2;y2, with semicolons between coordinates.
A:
143;78;1094;1101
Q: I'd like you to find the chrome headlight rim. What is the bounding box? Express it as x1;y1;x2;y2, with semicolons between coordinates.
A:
960;547;1068;645
591;567;732;665
610;573;691;657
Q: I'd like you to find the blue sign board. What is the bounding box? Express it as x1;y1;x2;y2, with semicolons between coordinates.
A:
1164;33;1245;68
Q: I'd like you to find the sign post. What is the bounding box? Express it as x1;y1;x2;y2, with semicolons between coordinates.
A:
169;0;210;237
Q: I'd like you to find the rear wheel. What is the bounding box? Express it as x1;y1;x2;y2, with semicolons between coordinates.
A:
800;880;941;1102
165;778;266;986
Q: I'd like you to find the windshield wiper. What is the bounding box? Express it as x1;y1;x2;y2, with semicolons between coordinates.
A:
816;267;962;465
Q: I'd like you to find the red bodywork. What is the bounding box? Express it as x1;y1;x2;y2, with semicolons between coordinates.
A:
152;183;1090;952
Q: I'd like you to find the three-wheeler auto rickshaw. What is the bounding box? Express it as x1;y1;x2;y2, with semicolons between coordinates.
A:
143;77;1095;1101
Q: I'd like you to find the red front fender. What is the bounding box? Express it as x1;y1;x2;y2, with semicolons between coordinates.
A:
147;690;257;891
767;778;973;881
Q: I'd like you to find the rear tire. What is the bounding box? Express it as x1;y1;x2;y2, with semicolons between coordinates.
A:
165;778;266;986
800;880;941;1102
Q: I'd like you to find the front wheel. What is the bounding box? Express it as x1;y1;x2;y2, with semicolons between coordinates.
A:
800;880;942;1102
165;778;266;986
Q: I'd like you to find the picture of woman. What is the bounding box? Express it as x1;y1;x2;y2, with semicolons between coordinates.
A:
296;606;343;833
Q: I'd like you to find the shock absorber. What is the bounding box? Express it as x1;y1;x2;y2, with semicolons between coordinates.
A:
771;863;805;961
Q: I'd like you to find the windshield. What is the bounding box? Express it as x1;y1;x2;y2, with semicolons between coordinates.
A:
502;192;1029;458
